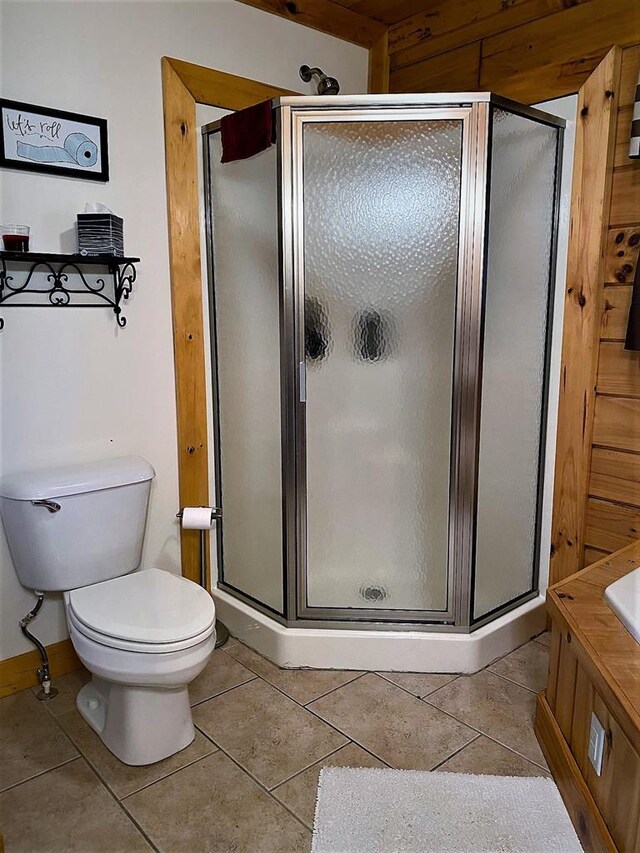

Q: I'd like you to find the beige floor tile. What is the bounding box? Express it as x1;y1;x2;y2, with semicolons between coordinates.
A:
272;742;387;829
308;673;476;770
219;635;239;651
225;641;363;704
0;689;78;791
535;631;552;647
0;758;151;852
437;735;550;777
57;708;217;799
33;668;91;717
125;750;310;853
193;678;347;789
189;648;256;706
377;671;458;699
489;640;550;693
427;669;547;766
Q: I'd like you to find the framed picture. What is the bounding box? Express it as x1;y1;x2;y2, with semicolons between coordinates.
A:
0;99;109;181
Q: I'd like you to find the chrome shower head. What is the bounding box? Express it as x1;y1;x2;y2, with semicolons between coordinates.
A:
299;65;340;96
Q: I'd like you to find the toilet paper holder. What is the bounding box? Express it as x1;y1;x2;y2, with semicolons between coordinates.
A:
175;507;222;522
175;507;223;581
176;505;229;649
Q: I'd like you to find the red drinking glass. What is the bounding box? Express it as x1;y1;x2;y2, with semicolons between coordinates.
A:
2;225;30;252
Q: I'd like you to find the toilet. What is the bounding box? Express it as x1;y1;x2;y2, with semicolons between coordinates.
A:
0;456;216;766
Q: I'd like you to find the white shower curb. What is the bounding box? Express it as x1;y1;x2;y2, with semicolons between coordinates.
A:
212;588;546;673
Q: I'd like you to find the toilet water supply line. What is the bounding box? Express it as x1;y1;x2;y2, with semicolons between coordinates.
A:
19;593;57;700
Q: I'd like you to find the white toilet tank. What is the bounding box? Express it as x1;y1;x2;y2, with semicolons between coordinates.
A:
0;456;155;592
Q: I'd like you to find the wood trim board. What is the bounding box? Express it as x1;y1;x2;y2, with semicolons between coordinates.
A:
368;29;390;93
0;639;82;699
549;48;622;585
162;58;295;582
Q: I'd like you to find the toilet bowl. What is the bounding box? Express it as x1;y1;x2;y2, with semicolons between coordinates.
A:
0;456;218;766
65;567;216;765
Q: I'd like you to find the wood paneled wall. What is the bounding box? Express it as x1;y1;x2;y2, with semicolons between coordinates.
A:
584;45;640;566
388;0;639;103
549;48;622;584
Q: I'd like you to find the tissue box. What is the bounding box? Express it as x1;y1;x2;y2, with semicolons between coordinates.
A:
77;214;124;256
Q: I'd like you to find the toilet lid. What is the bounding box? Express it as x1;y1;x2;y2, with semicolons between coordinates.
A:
67;568;215;644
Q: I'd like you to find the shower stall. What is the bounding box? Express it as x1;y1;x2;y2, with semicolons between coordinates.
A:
202;93;563;670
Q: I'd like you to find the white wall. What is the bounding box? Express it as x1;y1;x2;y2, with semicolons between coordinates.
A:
0;0;367;660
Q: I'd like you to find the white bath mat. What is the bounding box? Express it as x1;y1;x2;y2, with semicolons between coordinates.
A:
312;767;582;852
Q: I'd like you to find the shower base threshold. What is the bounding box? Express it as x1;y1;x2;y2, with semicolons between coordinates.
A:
212;589;546;673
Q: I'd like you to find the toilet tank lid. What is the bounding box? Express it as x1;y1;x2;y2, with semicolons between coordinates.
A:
0;456;155;500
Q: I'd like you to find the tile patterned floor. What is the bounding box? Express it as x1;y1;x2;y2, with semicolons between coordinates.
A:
0;632;551;852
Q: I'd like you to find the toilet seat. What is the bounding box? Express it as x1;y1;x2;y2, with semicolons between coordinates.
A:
67;608;215;653
66;568;215;653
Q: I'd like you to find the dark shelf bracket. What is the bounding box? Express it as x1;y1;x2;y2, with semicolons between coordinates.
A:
0;253;139;330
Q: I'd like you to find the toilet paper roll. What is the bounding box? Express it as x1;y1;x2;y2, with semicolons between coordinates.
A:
16;132;98;167
63;132;99;166
181;506;215;530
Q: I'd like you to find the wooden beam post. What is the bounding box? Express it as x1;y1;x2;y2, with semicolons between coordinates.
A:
162;58;209;583
368;29;390;93
162;58;294;583
550;48;622;585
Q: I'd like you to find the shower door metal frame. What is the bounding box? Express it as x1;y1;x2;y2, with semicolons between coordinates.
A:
282;101;490;626
202;93;564;632
202;122;291;621
468;100;565;628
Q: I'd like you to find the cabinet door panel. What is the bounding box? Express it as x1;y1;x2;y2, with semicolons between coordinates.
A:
586;693;640;852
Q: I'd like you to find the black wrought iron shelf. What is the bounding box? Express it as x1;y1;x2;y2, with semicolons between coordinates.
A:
0;252;140;330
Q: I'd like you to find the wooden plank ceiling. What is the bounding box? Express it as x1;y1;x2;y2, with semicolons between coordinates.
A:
239;0;639;101
380;0;639;100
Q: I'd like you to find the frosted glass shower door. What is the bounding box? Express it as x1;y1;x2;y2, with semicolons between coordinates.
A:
472;107;561;621
207;135;284;615
297;113;465;617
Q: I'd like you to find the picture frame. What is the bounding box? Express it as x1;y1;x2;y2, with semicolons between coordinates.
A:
0;98;109;182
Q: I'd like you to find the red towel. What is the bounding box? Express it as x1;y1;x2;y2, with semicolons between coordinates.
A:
220;100;275;163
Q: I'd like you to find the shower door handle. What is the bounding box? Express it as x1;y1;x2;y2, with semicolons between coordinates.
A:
299;361;306;403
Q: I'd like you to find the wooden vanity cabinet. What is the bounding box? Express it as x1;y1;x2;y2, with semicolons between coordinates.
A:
536;542;640;852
